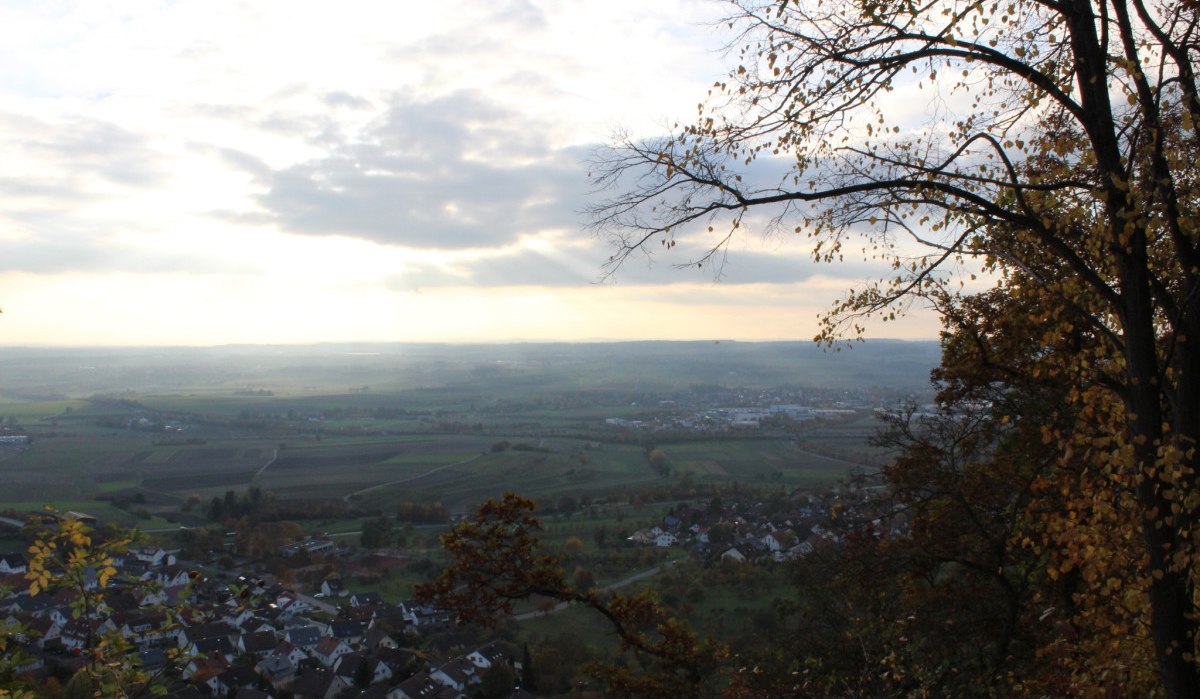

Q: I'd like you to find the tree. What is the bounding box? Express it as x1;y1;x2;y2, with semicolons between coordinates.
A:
707;522;735;547
360;515;394;550
16;513;188;699
563;536;585;556
591;1;1200;695
416;494;727;698
521;642;537;692
478;661;517;699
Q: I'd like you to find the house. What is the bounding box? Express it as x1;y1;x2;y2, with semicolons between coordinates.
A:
720;547;747;563
376;646;422;677
362;628;398;652
151;565;193;588
654;532;678;547
400;601;451;628
24;616;62;648
430;657;481;693
60;617;116;651
63;511;98;526
350;591;383;607
239;630;279;658
133;547;176;568
214;665;260;696
333;652;393;687
625;529;656;545
189;635;237;664
329;620;366;646
312;635;352;668
256;654;296;690
286;625;322;650
291;667;347;699
183;650;230;681
116;610;178;647
320;578;347;598
138;646;167;672
763;529;796;552
240;616;276;636
270;640;309;668
466;642;506;669
273;591;310;615
0;553;27;574
389;670;452;699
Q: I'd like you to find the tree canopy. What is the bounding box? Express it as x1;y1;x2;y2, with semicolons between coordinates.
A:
590;1;1200;696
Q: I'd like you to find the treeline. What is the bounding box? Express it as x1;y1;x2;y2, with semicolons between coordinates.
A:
395;500;448;524
206;487;349;523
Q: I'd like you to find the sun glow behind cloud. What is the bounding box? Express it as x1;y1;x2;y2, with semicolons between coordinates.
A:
0;0;941;346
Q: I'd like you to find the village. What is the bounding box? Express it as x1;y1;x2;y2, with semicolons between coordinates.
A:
1;525;520;699
0;478;901;699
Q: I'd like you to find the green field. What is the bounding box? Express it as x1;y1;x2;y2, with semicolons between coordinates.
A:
0;341;926;521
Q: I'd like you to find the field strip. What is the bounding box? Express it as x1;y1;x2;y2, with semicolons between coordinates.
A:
342;454;482;501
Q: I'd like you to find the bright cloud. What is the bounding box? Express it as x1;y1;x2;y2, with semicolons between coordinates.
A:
0;0;938;346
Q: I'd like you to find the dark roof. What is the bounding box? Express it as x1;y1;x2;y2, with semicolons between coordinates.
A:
291;668;335;699
242;630;279;653
191;620;238;639
138;647;167;671
287;625;322;648
330;620;365;639
192;635;235;656
351;591;383;606
256;654;293;677
333;652;368;679
218;665;259;691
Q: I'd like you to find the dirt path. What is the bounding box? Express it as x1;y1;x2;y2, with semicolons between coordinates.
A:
341;454;482;501
513;559;680;620
252;448;279;482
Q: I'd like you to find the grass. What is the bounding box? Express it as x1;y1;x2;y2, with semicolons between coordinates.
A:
0;500;176;530
662;438;857;486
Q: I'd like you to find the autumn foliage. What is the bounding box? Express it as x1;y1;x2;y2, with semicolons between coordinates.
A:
589;0;1200;695
415;494;727;698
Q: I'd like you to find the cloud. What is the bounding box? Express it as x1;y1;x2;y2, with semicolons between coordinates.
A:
256;91;591;250
0;111;169;193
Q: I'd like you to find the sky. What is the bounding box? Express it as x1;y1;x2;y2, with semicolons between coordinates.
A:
0;0;941;346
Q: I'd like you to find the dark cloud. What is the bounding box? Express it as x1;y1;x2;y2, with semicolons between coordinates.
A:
386;237;887;290
257;91;590;249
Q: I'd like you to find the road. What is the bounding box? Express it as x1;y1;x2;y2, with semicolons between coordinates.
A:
513;558;680;621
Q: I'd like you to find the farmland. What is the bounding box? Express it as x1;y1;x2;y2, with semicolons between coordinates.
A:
0;340;939;521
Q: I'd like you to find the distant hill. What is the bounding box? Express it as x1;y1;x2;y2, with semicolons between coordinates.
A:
0;340;941;398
